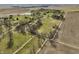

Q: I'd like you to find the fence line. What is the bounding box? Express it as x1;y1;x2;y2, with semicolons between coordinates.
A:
0;15;65;54
56;41;79;50
0;21;20;39
35;39;48;54
12;21;63;54
35;29;58;54
13;37;33;54
36;22;62;54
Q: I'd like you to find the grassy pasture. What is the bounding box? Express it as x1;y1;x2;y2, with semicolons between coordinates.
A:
0;9;62;54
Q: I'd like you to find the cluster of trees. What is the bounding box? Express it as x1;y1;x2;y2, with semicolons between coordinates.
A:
0;15;18;48
15;18;42;36
3;17;13;48
15;21;28;35
47;28;59;48
31;8;65;21
0;8;65;49
31;8;53;19
1;12;43;49
31;9;63;41
52;10;65;20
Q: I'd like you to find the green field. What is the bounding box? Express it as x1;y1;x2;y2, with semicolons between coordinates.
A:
0;9;64;54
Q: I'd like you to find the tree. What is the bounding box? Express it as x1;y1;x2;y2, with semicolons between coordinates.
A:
9;15;13;19
3;17;14;48
16;18;19;20
7;19;13;48
53;10;61;14
4;17;9;27
52;10;65;21
7;30;13;48
15;22;27;35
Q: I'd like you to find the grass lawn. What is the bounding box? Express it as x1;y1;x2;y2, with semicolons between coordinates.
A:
17;36;42;54
38;16;61;34
0;9;63;54
0;32;32;53
13;12;61;54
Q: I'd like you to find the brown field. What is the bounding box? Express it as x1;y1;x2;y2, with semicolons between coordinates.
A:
39;11;79;54
0;8;30;15
58;11;79;53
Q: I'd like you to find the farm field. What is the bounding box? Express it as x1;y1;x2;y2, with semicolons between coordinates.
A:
58;11;79;53
42;11;79;54
2;4;79;54
0;7;64;54
37;5;79;54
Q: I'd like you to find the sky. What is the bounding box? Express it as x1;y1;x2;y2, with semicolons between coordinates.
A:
0;4;79;9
